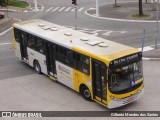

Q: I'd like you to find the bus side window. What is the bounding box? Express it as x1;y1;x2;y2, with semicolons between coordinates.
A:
56;45;65;63
28;35;35;50
35;38;45;54
76;53;90;75
65;50;76;68
14;28;20;43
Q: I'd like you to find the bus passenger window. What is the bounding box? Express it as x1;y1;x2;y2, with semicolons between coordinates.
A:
28;35;35;49
35;38;45;54
56;45;65;62
76;53;90;75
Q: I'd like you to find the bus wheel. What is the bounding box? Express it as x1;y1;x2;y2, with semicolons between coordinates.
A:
81;86;91;101
34;60;41;74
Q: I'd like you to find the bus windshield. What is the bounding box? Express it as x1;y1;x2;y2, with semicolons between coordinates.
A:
108;57;143;94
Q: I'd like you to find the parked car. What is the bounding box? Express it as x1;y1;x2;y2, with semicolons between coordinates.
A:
0;11;5;18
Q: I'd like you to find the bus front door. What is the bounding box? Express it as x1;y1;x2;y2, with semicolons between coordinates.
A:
20;32;28;62
46;43;56;77
92;60;107;104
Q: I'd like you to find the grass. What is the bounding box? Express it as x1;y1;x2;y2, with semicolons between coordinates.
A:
131;14;151;18
8;0;29;8
113;4;121;8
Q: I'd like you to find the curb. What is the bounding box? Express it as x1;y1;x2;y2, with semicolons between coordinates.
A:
85;2;157;23
85;8;159;23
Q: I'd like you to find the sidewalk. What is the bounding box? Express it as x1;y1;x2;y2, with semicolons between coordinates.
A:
87;2;160;60
142;47;160;60
87;2;158;20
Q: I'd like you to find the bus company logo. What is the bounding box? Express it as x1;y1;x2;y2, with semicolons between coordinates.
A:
2;112;11;117
58;65;70;75
2;112;42;117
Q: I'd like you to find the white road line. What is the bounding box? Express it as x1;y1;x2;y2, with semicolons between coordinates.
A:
0;43;12;46
0;27;12;36
71;8;75;12
52;7;60;12
65;7;72;11
39;3;44;11
58;7;65;11
138;46;154;52
46;7;54;12
13;18;21;21
102;31;114;36
78;7;84;12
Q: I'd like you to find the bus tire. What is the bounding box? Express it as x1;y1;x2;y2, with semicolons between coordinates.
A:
80;85;91;101
34;60;41;74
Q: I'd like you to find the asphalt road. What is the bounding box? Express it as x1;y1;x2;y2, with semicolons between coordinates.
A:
5;0;159;47
0;33;160;120
0;0;160;119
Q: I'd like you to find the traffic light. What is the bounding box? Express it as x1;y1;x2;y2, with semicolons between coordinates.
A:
72;0;77;5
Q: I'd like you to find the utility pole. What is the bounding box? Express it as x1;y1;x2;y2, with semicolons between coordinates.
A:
155;0;159;49
141;29;146;52
72;0;77;30
96;0;99;16
34;0;38;11
7;1;8;18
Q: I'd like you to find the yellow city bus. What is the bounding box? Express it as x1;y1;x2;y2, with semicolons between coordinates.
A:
12;19;144;109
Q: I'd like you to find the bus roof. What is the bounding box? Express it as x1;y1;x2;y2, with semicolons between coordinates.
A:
13;19;140;61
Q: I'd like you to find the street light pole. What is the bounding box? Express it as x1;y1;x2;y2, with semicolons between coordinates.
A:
72;0;77;30
75;4;77;30
96;0;99;16
7;5;8;18
155;0;159;49
34;0;38;11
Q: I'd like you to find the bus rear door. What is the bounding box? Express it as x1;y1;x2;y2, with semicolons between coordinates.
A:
19;32;28;62
46;43;56;77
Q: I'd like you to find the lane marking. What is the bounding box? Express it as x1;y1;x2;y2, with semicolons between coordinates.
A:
0;27;12;36
13;18;21;21
39;3;44;11
46;7;54;12
0;43;12;46
58;7;65;11
102;31;114;36
66;25;127;37
71;8;75;12
52;7;60;12
65;7;72;11
0;18;21;36
78;7;84;12
138;46;154;52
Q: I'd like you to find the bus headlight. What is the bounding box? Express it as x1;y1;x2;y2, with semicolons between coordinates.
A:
110;96;120;101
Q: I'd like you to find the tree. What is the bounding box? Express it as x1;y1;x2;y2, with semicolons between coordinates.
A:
0;0;8;7
139;0;143;16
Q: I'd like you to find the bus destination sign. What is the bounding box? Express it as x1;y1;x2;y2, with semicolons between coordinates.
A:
110;53;141;67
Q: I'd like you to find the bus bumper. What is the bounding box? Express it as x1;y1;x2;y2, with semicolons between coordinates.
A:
108;88;144;109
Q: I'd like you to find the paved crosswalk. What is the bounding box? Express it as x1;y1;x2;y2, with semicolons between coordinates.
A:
45;6;85;12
